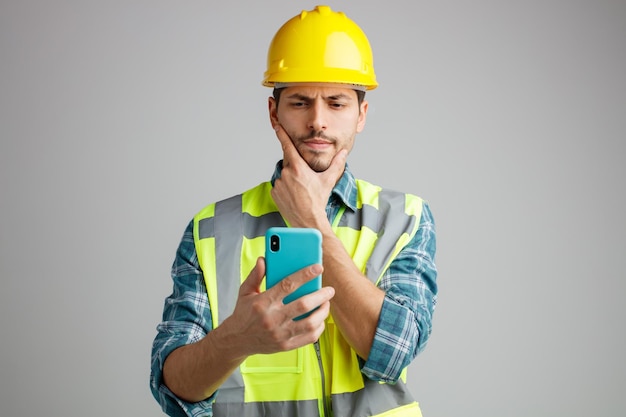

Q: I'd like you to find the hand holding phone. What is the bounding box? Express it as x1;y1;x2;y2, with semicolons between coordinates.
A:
265;227;322;319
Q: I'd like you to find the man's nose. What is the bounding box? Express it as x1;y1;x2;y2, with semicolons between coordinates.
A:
307;102;328;131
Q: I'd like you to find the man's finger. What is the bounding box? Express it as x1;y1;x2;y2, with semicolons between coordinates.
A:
239;257;266;295
274;124;302;167
267;263;323;300
324;148;348;180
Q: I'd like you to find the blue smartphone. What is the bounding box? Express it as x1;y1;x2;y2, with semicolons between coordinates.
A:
265;227;322;319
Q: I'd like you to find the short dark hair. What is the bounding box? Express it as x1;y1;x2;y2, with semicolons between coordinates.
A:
272;87;366;108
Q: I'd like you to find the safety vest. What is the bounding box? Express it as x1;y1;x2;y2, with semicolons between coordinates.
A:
193;179;424;417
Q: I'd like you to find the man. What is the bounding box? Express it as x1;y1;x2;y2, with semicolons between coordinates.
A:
151;5;437;416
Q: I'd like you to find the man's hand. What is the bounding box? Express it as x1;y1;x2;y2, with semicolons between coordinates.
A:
163;257;334;402
225;257;335;354
271;124;347;229
269;125;385;363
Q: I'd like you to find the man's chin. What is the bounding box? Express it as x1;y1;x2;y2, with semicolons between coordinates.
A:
305;157;332;173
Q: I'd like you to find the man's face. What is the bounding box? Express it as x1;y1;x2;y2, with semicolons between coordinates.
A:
269;85;368;172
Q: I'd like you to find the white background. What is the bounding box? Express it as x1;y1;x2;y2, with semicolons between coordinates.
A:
1;1;625;416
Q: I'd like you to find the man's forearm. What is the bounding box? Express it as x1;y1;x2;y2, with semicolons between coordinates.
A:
162;320;247;403
319;225;385;360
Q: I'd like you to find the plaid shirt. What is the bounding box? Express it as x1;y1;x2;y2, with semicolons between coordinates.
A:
150;163;438;417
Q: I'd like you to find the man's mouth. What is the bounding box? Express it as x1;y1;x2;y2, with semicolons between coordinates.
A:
302;139;333;151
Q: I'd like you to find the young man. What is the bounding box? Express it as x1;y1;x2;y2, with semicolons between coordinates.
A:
151;5;437;416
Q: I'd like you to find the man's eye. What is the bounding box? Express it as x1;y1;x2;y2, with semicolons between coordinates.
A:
330;102;346;108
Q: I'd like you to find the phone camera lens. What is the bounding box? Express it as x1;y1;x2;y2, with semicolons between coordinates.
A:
270;235;280;252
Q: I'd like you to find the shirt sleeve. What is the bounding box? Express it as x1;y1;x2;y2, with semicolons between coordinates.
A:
150;220;216;416
361;201;438;383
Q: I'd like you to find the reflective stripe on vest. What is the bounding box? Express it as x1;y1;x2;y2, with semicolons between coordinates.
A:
213;382;423;417
193;179;423;416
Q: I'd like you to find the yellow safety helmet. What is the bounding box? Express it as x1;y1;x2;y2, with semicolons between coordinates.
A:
263;5;378;90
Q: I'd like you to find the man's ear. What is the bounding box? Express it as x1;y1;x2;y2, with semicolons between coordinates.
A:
268;97;279;130
356;100;368;133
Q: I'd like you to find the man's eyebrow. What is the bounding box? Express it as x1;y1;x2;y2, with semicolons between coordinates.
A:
285;93;353;101
285;93;313;101
326;93;352;101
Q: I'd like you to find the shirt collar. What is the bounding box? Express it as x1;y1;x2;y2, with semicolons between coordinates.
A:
270;160;358;212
